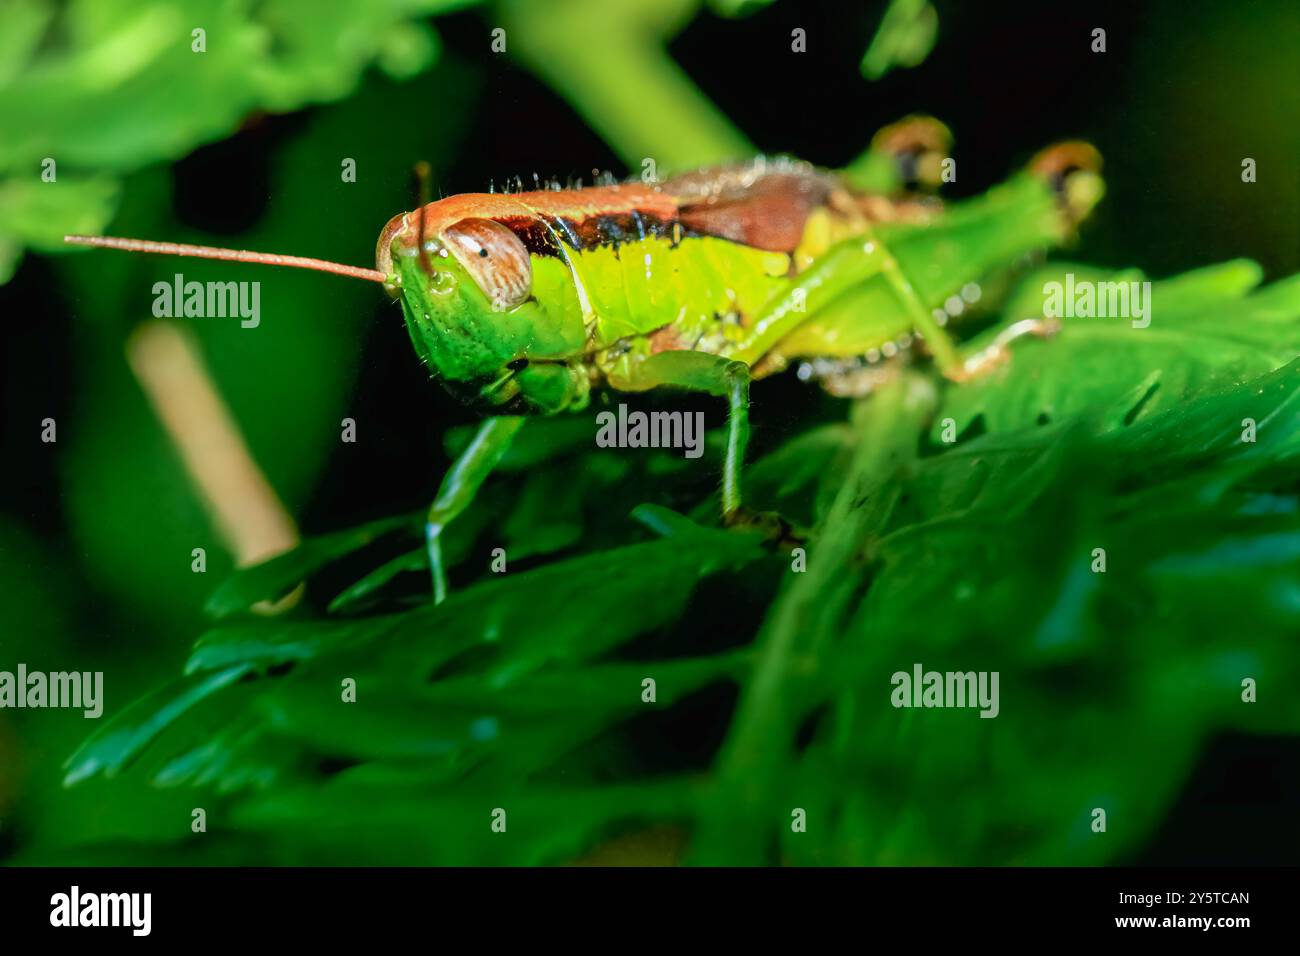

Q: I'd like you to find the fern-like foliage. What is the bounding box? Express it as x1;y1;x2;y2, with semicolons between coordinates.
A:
42;261;1300;865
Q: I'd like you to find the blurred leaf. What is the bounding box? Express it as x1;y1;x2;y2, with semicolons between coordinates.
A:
0;0;468;281
699;358;1300;864
0;174;118;282
862;0;939;80
500;0;751;171
205;511;419;618
326;547;426;614
63;664;253;785
707;0;776;16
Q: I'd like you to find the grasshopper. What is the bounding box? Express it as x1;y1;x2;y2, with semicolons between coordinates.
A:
65;118;1103;603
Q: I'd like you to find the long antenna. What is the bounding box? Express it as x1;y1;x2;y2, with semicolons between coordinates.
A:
413;161;435;278
64;235;386;284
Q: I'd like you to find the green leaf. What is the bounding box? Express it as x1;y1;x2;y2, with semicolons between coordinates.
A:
63;665;253;785
204;512;419;618
937;262;1300;438
699;358;1300;864
0;0;466;283
0;174;118;282
326;548;427;614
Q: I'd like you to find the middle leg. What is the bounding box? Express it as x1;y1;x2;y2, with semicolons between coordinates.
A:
613;351;751;517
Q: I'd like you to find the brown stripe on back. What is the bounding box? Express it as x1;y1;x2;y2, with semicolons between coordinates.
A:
668;166;833;253
488;212;677;258
517;164;835;256
398;185;676;256
513;184;678;223
528;163;836;255
391;165;838;267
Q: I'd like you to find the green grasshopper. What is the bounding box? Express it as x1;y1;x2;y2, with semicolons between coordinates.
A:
65;118;1103;603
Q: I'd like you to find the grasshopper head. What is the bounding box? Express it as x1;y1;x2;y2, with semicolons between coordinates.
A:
376;199;587;412
870;115;953;192
1029;142;1105;228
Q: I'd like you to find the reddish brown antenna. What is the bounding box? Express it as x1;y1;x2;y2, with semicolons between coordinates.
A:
64;235;386;284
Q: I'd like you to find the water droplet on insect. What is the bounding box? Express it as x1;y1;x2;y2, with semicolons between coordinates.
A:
932;308;949;327
945;295;964;316
797;363;813;381
882;341;898;358
961;282;982;304
867;348;881;364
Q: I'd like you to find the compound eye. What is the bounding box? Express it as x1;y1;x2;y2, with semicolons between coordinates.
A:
443;218;532;311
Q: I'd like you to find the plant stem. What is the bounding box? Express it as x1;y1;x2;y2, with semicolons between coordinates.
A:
691;371;938;864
